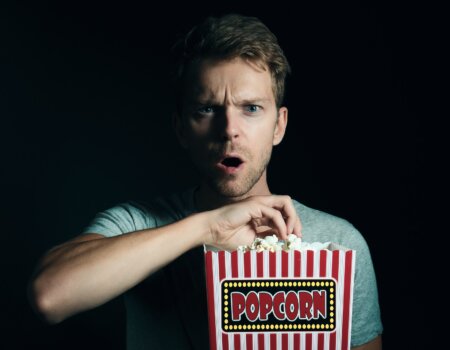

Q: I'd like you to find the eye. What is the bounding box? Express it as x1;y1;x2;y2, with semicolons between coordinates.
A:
244;105;262;113
197;106;215;115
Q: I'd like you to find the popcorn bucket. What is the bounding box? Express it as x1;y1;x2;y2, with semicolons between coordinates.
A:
204;244;355;350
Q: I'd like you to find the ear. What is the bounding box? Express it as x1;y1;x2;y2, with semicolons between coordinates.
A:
273;106;288;146
172;111;188;149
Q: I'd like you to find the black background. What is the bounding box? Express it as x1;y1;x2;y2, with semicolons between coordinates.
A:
2;0;433;349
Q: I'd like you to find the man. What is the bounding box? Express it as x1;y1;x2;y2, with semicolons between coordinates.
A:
29;14;382;349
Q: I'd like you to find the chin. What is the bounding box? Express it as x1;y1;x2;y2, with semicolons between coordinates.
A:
215;187;247;198
209;178;254;198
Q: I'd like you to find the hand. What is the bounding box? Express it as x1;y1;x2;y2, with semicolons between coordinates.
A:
205;195;302;251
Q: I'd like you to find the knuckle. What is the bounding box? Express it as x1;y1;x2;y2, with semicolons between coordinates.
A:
275;210;284;220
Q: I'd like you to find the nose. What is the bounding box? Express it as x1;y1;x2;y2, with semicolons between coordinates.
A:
217;107;240;141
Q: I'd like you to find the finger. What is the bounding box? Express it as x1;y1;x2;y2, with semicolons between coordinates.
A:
294;215;302;237
255;228;279;238
256;205;288;240
253;214;290;232
283;214;302;237
252;217;271;228
259;195;299;235
281;196;300;235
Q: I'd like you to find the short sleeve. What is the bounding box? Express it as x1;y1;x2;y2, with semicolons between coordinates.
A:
291;200;383;345
349;226;383;346
81;201;156;238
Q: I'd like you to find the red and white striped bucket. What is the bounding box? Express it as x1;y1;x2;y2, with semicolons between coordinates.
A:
204;244;355;350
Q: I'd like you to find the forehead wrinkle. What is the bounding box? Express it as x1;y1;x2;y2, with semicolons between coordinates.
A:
186;57;274;106
196;81;272;107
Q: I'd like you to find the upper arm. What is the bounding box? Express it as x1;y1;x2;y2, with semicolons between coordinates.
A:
347;228;383;345
352;335;382;350
80;201;154;237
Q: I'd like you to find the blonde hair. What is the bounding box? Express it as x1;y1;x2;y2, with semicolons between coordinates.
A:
171;14;291;109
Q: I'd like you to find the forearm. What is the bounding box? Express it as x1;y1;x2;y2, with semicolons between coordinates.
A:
29;212;209;324
29;194;301;324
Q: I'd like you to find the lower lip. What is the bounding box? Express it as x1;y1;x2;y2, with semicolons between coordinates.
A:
216;162;245;174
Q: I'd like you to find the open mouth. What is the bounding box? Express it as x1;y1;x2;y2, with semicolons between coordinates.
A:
221;157;243;168
217;156;244;174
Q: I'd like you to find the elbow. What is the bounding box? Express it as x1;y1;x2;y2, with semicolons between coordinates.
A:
27;274;68;325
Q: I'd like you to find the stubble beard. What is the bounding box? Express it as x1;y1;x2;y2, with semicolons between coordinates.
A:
204;146;273;198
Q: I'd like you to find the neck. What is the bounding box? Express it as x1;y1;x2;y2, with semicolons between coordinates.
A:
194;173;271;211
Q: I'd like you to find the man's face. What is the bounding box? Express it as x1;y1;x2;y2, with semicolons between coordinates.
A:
176;57;287;198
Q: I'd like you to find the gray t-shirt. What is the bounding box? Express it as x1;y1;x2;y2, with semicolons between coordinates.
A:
83;187;382;349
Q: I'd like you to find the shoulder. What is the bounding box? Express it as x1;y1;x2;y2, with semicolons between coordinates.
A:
292;199;367;252
148;187;197;220
82;188;196;236
123;187;197;228
291;200;383;344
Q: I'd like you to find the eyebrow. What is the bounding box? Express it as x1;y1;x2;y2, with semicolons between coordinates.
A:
194;98;272;106
238;98;271;105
